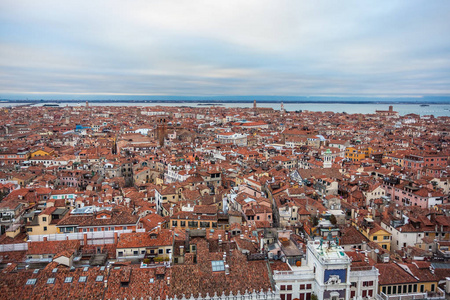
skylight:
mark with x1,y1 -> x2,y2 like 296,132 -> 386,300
79,276 -> 87,283
52,268 -> 58,273
47,278 -> 55,284
211,260 -> 225,272
33,269 -> 39,274
83,267 -> 89,272
26,279 -> 37,285
64,277 -> 73,283
96,276 -> 104,282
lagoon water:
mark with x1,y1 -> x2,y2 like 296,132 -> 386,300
1,102 -> 450,117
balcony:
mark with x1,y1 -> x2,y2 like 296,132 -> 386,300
273,269 -> 314,281
376,288 -> 445,300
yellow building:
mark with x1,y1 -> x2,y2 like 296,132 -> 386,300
354,217 -> 391,251
170,211 -> 218,230
345,146 -> 373,162
116,230 -> 173,261
376,262 -> 442,298
25,207 -> 69,235
30,147 -> 55,158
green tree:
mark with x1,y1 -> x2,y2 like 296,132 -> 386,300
329,214 -> 337,225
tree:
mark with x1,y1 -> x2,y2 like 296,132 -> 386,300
311,294 -> 318,300
311,216 -> 319,227
329,214 -> 337,225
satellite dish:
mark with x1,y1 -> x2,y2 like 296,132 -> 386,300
374,249 -> 379,254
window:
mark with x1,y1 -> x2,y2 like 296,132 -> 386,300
118,252 -> 123,257
133,251 -> 138,255
373,236 -> 378,240
281,285 -> 286,291
166,249 -> 171,254
384,236 -> 389,240
158,249 -> 163,254
149,278 -> 154,283
286,285 -> 292,290
44,226 -> 47,231
79,276 -> 87,283
47,278 -> 55,284
172,221 -> 177,226
211,260 -> 225,272
27,228 -> 32,232
64,277 -> 73,283
42,217 -> 47,222
180,221 -> 186,227
382,244 -> 387,249
351,282 -> 357,287
26,279 -> 37,285
306,284 -> 311,289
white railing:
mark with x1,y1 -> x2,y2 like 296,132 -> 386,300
349,266 -> 379,277
168,289 -> 280,300
0,243 -> 28,252
273,270 -> 315,281
27,229 -> 141,244
377,288 -> 445,300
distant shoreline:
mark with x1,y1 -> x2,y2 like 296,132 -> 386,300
1,99 -> 449,105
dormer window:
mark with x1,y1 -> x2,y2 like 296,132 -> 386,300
211,260 -> 225,272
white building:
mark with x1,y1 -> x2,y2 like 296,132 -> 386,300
274,240 -> 352,300
164,163 -> 191,184
273,239 -> 380,300
216,132 -> 248,146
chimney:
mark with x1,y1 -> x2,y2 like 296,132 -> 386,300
446,277 -> 450,294
114,232 -> 118,244
43,237 -> 48,242
84,233 -> 88,246
179,246 -> 184,256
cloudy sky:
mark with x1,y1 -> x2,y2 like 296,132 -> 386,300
0,0 -> 449,99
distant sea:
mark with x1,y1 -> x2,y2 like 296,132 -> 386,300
1,101 -> 450,117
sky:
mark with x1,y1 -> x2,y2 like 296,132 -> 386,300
0,0 -> 450,99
